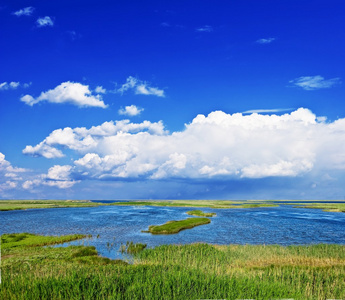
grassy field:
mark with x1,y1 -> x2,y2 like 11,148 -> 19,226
186,209 -> 216,217
143,217 -> 211,234
1,233 -> 345,299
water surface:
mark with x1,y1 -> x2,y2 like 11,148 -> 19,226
1,205 -> 344,260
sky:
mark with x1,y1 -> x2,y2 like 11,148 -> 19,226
1,0 -> 345,200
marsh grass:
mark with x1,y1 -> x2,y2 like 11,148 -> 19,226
186,209 -> 216,217
292,203 -> 345,213
0,200 -> 104,211
1,233 -> 345,299
112,199 -> 279,209
120,241 -> 147,254
143,217 -> 211,234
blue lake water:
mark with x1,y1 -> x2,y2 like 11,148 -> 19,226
1,204 -> 345,260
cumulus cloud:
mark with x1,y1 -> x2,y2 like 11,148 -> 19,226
290,76 -> 341,90
36,16 -> 54,27
0,81 -> 30,90
20,81 -> 108,108
118,105 -> 144,116
23,119 -> 167,159
22,108 -> 345,183
256,37 -> 275,44
117,76 -> 165,97
13,7 -> 34,16
22,165 -> 78,190
0,152 -> 28,191
196,25 -> 213,32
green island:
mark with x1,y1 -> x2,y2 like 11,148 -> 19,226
290,202 -> 345,213
186,209 -> 216,217
1,233 -> 345,299
143,217 -> 211,234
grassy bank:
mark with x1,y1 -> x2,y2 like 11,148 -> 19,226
143,217 -> 211,234
111,199 -> 279,209
0,200 -> 106,211
1,233 -> 345,299
0,199 -> 280,211
292,203 -> 345,213
186,209 -> 216,217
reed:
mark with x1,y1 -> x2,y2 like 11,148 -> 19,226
1,233 -> 345,299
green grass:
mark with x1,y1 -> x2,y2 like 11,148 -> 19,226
1,232 -> 89,249
291,203 -> 345,213
0,200 -> 106,211
143,218 -> 211,234
111,199 -> 279,209
186,209 -> 216,217
1,233 -> 345,299
120,241 -> 147,254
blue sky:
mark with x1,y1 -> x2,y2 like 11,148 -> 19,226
1,0 -> 345,200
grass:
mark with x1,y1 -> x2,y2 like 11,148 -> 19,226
291,203 -> 345,213
1,233 -> 345,299
1,232 -> 89,249
120,241 -> 147,254
186,209 -> 216,217
143,217 -> 211,234
0,200 -> 106,211
111,199 -> 279,209
0,199 -> 278,211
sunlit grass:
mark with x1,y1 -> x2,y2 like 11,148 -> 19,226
291,203 -> 345,213
143,217 -> 211,234
186,209 -> 216,217
1,233 -> 345,299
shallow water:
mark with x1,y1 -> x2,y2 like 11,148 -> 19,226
1,205 -> 345,260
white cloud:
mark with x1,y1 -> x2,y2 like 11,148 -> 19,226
256,38 -> 275,44
22,165 -> 78,190
20,81 -> 108,108
117,76 -> 165,97
13,7 -> 34,16
36,16 -> 54,27
0,152 -> 28,191
196,25 -> 213,32
118,105 -> 144,116
290,76 -> 341,90
95,86 -> 106,94
23,119 -> 167,159
243,108 -> 293,114
22,108 -> 345,182
0,81 -> 30,90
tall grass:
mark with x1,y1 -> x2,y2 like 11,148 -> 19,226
1,233 -> 345,299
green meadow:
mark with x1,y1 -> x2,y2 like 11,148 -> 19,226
1,233 -> 345,299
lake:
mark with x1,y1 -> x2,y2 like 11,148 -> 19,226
1,204 -> 345,260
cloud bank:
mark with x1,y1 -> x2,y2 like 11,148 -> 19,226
21,81 -> 108,108
22,108 -> 345,186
